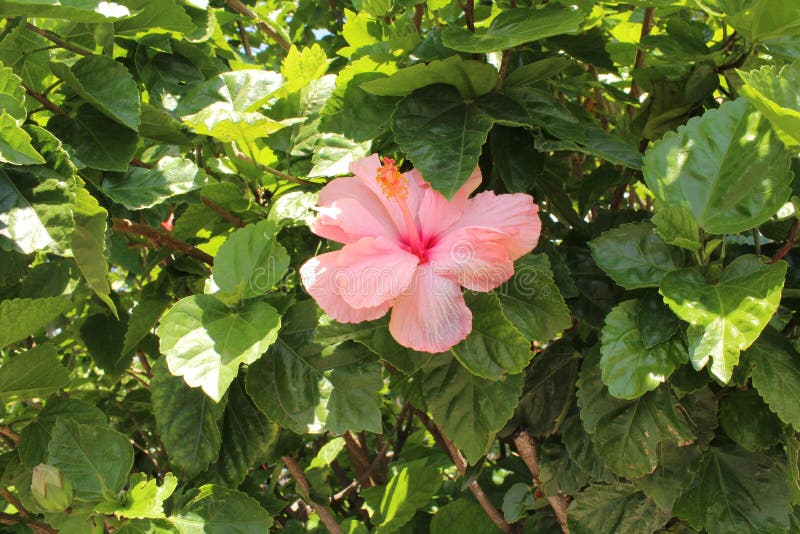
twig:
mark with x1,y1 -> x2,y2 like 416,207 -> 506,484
225,0 -> 292,52
111,218 -> 214,266
511,429 -> 570,533
413,4 -> 424,33
463,0 -> 475,32
201,197 -> 244,227
0,426 -> 20,445
414,410 -> 511,533
22,84 -> 63,114
282,456 -> 344,534
343,431 -> 375,486
126,370 -> 150,388
230,145 -> 317,186
129,158 -> 152,169
1,489 -> 31,519
136,349 -> 153,378
629,7 -> 655,103
326,0 -> 343,26
496,50 -> 512,92
770,219 -> 800,264
236,20 -> 253,58
25,23 -> 93,56
0,512 -> 56,534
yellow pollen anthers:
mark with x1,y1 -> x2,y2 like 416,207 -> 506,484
376,157 -> 408,201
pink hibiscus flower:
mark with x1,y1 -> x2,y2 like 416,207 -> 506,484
300,154 -> 541,353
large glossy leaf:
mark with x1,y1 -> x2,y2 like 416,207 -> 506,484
643,99 -> 793,234
674,445 -> 791,533
740,61 -> 800,146
441,5 -> 584,53
422,354 -> 523,464
0,111 -> 45,165
50,55 -> 141,131
568,484 -> 669,534
743,328 -> 800,429
150,359 -> 225,478
157,295 -> 280,401
170,485 -> 272,533
0,296 -> 69,348
651,203 -> 702,252
705,0 -> 800,42
360,55 -> 497,98
393,85 -> 494,199
600,300 -> 687,399
577,347 -> 694,478
0,171 -> 54,253
0,0 -> 131,21
47,418 -> 134,502
72,188 -> 116,317
659,254 -> 786,383
0,344 -> 69,405
102,156 -> 206,210
590,222 -> 682,289
497,254 -> 572,343
0,65 -> 27,123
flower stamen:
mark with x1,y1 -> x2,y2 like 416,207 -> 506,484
376,157 -> 422,255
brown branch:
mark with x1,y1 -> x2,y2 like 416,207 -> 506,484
136,349 -> 153,378
770,219 -> 800,264
463,0 -> 475,32
413,4 -> 424,33
629,7 -> 655,102
129,158 -> 152,169
201,197 -> 244,227
414,410 -> 511,533
326,0 -> 343,27
111,218 -> 214,266
236,20 -> 253,58
25,23 -> 93,55
511,429 -> 570,533
22,84 -> 63,115
343,431 -> 376,486
282,456 -> 344,534
0,512 -> 56,534
496,50 -> 512,92
0,426 -> 20,445
225,0 -> 292,52
1,489 -> 31,519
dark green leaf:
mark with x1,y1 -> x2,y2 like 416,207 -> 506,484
743,328 -> 800,429
719,388 -> 783,451
568,484 -> 669,534
0,344 -> 69,404
102,156 -> 206,210
170,484 -> 272,533
0,296 -> 69,349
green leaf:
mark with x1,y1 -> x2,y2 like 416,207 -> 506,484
441,5 -> 585,53
568,484 -> 669,534
538,439 -> 588,497
325,343 -> 384,434
319,71 -> 397,142
0,111 -> 45,165
422,354 -> 523,464
246,300 -> 329,433
48,104 -> 138,172
157,295 -> 281,401
50,55 -> 141,131
278,44 -> 329,97
150,359 -> 224,478
177,69 -> 283,120
0,344 -> 69,405
121,294 -> 170,357
503,57 -> 574,90
360,56 -> 498,98
80,314 -> 129,377
502,483 -> 533,522
719,388 -> 782,451
393,84 -> 494,199
489,125 -> 543,193
633,442 -> 703,512
0,65 -> 28,123
577,347 -> 694,478
740,61 -> 800,147
589,222 -> 682,290
659,254 -> 786,383
674,445 -> 791,533
445,292 -> 532,379
139,103 -> 193,145
430,498 -> 502,534
367,463 -> 441,532
0,296 -> 69,349
497,253 -> 572,343
651,203 -> 701,252
170,484 -> 272,533
308,134 -> 371,178
95,473 -> 177,519
208,379 -> 278,487
102,156 -> 206,210
643,99 -> 793,234
743,328 -> 800,429
0,171 -> 54,253
47,418 -> 134,502
600,300 -> 687,399
72,220 -> 117,318
114,0 -> 195,36
18,398 -> 106,468
0,0 -> 131,21
707,0 -> 800,42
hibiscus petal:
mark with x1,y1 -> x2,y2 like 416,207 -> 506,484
313,177 -> 400,243
428,227 -> 515,291
335,236 -> 419,309
389,265 -> 472,352
300,251 -> 391,323
453,191 -> 541,260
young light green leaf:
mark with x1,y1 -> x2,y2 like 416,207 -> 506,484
659,254 -> 786,383
157,295 -> 280,401
0,344 -> 69,405
50,55 -> 141,131
0,296 -> 69,349
589,221 -> 682,290
441,5 -> 585,53
600,300 -> 687,399
393,85 -> 494,199
651,203 -> 701,252
102,156 -> 206,210
740,61 -> 800,147
0,111 -> 45,165
643,99 -> 793,234
366,464 -> 442,532
94,473 -> 178,519
0,65 -> 27,124
0,171 -> 54,253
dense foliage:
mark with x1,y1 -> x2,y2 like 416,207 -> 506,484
1,0 -> 800,532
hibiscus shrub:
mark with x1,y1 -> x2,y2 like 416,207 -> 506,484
2,0 -> 800,532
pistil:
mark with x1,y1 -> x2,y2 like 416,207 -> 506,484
376,157 -> 423,256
